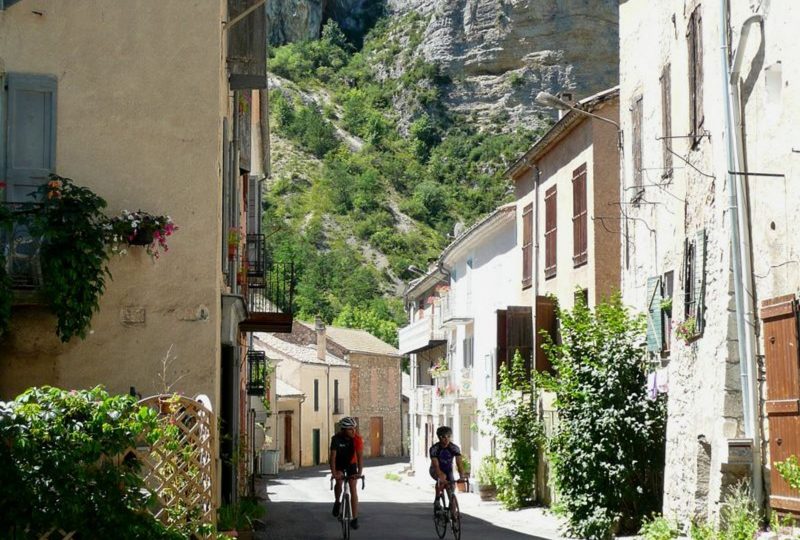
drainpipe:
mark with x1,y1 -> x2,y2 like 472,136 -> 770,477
721,0 -> 763,503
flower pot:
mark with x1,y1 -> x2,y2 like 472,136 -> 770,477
129,229 -> 154,246
478,484 -> 497,501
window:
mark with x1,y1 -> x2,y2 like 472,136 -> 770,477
333,379 -> 340,414
544,186 -> 557,279
688,5 -> 704,147
496,307 -> 533,386
663,271 -> 674,351
660,64 -> 673,178
463,336 -> 474,369
522,202 -> 533,288
574,288 -> 589,307
314,379 -> 319,412
3,73 -> 57,204
632,95 -> 644,196
683,229 -> 706,336
646,276 -> 664,353
572,164 -> 588,267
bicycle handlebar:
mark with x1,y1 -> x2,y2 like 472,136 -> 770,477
330,474 -> 366,490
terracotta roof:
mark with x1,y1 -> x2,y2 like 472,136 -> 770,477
296,321 -> 402,358
254,333 -> 349,367
276,378 -> 304,398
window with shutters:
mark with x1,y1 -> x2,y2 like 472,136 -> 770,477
646,276 -> 664,353
688,6 -> 704,147
632,95 -> 644,198
314,379 -> 319,412
495,307 -> 533,387
572,164 -> 588,267
682,229 -> 706,337
463,336 -> 474,369
662,271 -> 674,352
522,202 -> 533,289
544,186 -> 557,279
660,64 -> 673,178
333,379 -> 340,414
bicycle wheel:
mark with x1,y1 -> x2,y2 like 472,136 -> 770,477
341,493 -> 351,540
450,495 -> 461,540
433,494 -> 448,539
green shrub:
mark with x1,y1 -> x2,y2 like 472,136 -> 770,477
477,456 -> 500,487
690,520 -> 717,540
539,294 -> 667,538
776,455 -> 800,491
719,482 -> 760,540
0,386 -> 183,539
639,515 -> 680,540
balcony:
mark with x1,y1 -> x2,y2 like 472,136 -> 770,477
440,291 -> 472,327
398,304 -> 446,355
240,259 -> 295,333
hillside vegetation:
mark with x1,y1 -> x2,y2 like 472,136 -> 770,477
265,14 -> 545,345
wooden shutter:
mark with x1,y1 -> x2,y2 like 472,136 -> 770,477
683,237 -> 695,319
507,306 -> 534,376
632,96 -> 643,193
463,337 -> 474,369
760,295 -> 800,512
688,6 -> 704,146
693,229 -> 706,334
247,174 -> 260,234
572,163 -> 588,267
535,296 -> 558,375
5,74 -> 57,203
646,276 -> 664,353
314,379 -> 319,411
237,91 -> 252,172
522,203 -> 533,288
227,0 -> 268,89
544,186 -> 557,278
660,64 -> 673,176
496,309 -> 508,387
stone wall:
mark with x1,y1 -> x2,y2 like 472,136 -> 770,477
349,352 -> 403,457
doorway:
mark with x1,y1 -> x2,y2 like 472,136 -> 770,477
312,428 -> 321,466
370,417 -> 383,457
283,414 -> 292,464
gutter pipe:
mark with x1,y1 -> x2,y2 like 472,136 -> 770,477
720,0 -> 763,502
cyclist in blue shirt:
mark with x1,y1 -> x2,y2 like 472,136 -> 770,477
429,426 -> 466,510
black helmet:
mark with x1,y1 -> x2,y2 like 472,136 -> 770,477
436,426 -> 452,438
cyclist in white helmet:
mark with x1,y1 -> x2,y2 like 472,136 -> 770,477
330,417 -> 364,529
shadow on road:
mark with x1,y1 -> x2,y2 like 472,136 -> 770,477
263,501 -> 549,540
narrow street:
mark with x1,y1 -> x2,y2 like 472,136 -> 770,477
260,458 -> 551,540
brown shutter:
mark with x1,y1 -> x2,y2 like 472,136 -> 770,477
522,203 -> 533,288
660,64 -> 673,176
572,163 -> 588,267
544,186 -> 557,279
760,295 -> 800,512
228,0 -> 268,89
496,309 -> 508,387
535,296 -> 558,375
507,306 -> 534,376
632,96 -> 644,193
688,6 -> 704,146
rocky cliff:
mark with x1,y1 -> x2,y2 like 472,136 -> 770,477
268,0 -> 618,129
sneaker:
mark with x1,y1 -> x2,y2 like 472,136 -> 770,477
351,518 -> 360,530
332,501 -> 340,517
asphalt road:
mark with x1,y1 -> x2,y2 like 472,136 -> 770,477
260,458 -> 547,540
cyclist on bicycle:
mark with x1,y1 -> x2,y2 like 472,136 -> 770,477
330,416 -> 364,529
429,426 -> 466,511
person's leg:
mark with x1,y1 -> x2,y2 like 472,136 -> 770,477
332,473 -> 343,516
349,476 -> 359,518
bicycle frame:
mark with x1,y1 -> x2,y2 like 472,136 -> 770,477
433,479 -> 469,540
331,474 -> 365,539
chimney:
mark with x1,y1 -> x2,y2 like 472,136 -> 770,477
315,316 -> 326,362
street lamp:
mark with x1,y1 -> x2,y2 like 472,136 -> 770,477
535,91 -> 622,148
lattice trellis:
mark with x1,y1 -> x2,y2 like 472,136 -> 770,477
36,529 -> 76,540
135,395 -> 218,529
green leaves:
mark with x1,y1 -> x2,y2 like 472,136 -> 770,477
540,294 -> 666,539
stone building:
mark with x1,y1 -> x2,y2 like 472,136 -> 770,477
620,0 -> 800,521
275,320 -> 404,458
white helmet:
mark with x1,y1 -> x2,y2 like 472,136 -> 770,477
340,417 -> 357,429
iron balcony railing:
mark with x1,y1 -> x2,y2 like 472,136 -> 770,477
245,260 -> 295,316
245,234 -> 265,277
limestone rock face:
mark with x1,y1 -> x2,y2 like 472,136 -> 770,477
266,0 -> 324,45
387,0 -> 619,128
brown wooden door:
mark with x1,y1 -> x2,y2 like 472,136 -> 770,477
284,414 -> 292,464
370,417 -> 383,457
761,294 -> 800,513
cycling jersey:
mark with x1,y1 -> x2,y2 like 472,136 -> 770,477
429,442 -> 461,481
331,433 -> 363,472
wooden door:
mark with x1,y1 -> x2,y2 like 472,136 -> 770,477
761,294 -> 800,513
312,429 -> 321,466
283,414 -> 292,464
370,417 -> 383,457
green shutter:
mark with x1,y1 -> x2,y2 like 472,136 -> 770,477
646,276 -> 663,352
694,229 -> 706,334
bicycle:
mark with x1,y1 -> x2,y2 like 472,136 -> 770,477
330,474 -> 365,539
433,478 -> 469,540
